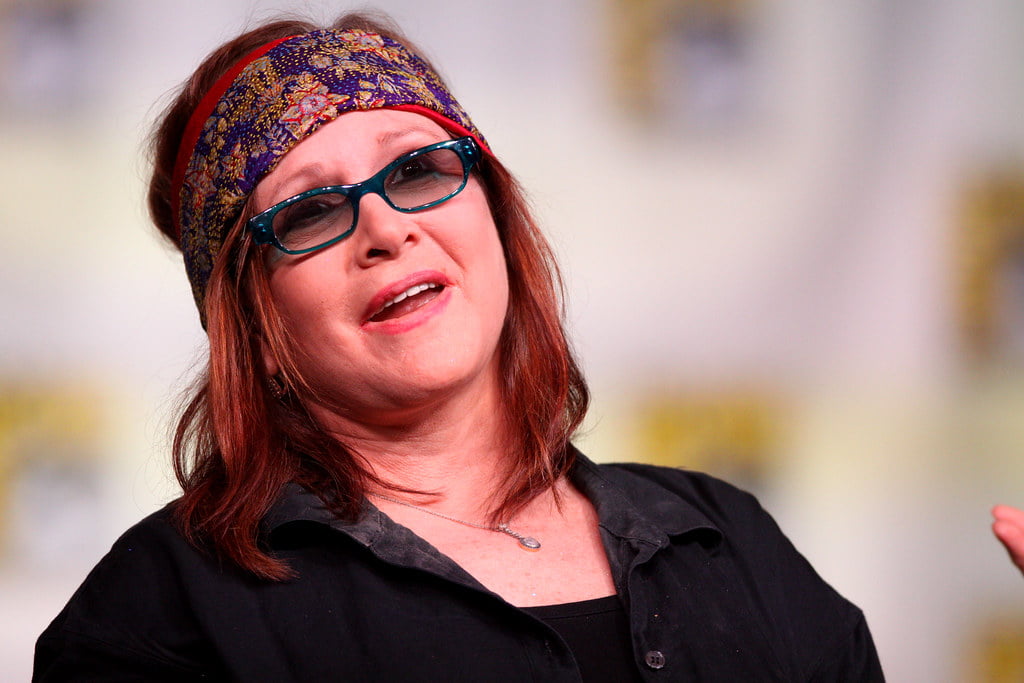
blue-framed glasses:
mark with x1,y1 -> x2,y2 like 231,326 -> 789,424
248,136 -> 482,255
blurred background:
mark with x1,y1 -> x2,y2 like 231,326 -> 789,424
2,0 -> 1024,679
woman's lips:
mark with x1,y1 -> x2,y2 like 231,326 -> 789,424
362,270 -> 453,328
369,283 -> 444,322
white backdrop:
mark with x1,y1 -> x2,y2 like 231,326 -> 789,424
3,1 -> 1024,680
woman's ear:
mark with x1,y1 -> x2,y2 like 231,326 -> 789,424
261,337 -> 280,378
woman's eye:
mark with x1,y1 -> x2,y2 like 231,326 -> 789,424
386,149 -> 462,190
391,158 -> 434,184
275,194 -> 349,238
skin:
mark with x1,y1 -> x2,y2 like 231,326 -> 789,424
252,109 -> 617,606
992,504 -> 1024,575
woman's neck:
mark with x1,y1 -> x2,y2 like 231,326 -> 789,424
311,365 -> 514,513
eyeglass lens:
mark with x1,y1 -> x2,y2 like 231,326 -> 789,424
272,147 -> 467,252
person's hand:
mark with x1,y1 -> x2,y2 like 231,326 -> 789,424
992,505 -> 1024,574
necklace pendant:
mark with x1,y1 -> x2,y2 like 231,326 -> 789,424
498,523 -> 542,551
518,536 -> 541,551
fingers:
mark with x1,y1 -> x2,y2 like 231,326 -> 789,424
991,505 -> 1024,528
992,505 -> 1024,573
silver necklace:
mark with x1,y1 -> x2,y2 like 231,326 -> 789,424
371,493 -> 542,551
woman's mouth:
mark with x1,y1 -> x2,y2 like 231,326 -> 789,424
368,282 -> 445,323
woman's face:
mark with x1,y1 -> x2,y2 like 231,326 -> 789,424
254,109 -> 509,428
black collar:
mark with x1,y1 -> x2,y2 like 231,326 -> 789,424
262,449 -> 723,551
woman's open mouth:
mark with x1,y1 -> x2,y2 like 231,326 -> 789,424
368,282 -> 445,323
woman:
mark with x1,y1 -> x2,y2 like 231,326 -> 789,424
35,11 -> 883,681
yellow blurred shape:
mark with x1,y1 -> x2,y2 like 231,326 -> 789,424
634,389 -> 783,481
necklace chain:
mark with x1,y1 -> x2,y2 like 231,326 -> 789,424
371,493 -> 542,551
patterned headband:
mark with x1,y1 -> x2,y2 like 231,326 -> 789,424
171,28 -> 488,324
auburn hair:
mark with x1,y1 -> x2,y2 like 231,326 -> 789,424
147,12 -> 589,580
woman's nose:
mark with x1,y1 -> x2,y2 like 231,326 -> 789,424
351,193 -> 417,266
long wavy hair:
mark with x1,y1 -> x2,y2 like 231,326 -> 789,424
147,11 -> 589,580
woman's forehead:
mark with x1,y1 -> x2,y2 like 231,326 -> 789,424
254,110 -> 449,201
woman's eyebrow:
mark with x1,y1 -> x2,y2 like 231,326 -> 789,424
256,163 -> 331,207
376,126 -> 443,148
280,163 -> 331,189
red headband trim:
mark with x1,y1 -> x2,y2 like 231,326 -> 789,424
388,104 -> 492,156
169,35 -> 297,236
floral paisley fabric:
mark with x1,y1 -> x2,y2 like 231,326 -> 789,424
173,29 -> 486,322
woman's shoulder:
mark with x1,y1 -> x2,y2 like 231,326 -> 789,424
80,502 -> 208,580
34,503 -> 220,680
586,459 -> 819,575
580,458 -> 883,679
581,458 -> 770,528
39,503 -> 195,612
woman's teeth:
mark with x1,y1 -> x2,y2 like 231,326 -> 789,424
377,282 -> 439,315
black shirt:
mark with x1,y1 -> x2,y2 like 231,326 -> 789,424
35,453 -> 884,681
523,595 -> 642,682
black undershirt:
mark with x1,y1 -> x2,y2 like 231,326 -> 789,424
522,595 -> 643,682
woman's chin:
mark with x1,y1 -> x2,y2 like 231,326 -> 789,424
314,358 -> 501,430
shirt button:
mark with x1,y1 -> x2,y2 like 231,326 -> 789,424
644,650 -> 666,670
